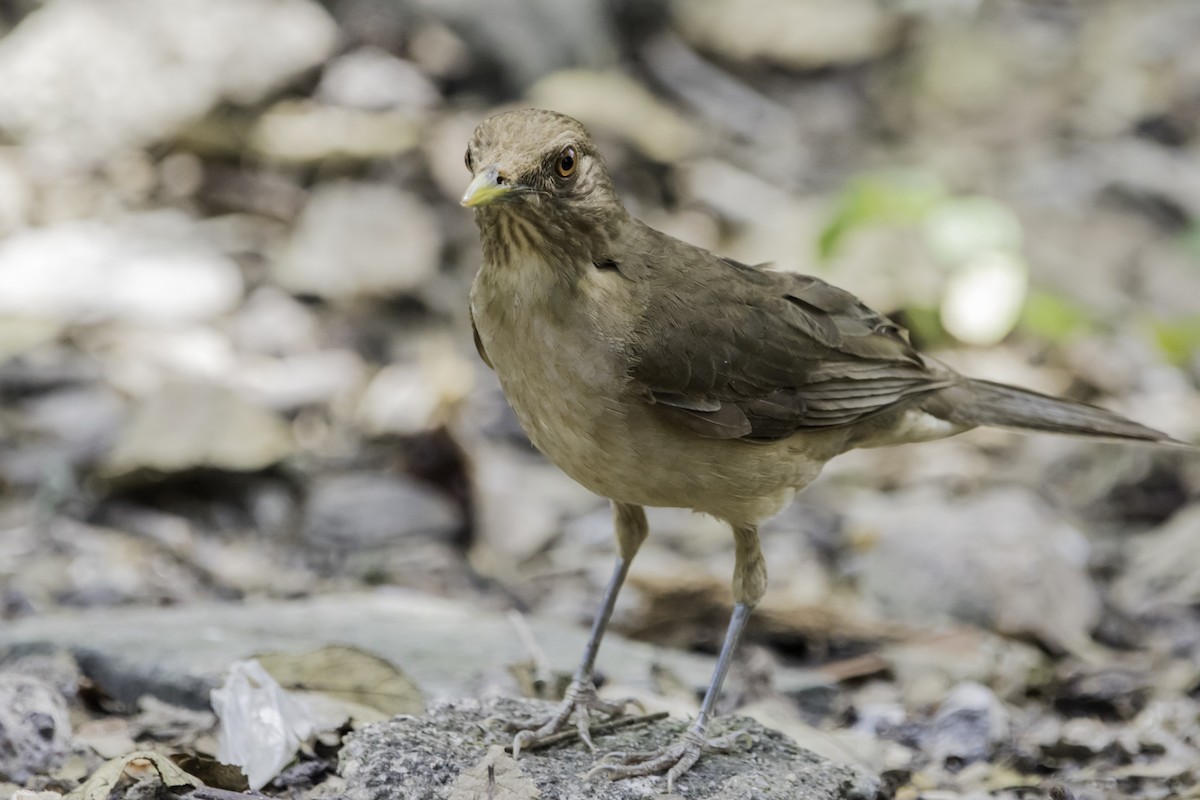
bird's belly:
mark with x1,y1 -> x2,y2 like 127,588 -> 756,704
471,273 -> 827,524
488,338 -> 824,522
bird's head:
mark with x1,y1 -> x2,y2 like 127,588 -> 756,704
461,109 -> 623,255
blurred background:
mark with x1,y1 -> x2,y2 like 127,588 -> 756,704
1,0 -> 1200,797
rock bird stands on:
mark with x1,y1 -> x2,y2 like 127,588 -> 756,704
461,109 -> 1186,791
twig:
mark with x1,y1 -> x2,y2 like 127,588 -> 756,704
504,712 -> 670,754
506,610 -> 551,677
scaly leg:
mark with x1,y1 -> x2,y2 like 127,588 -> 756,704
588,522 -> 765,792
508,502 -> 648,756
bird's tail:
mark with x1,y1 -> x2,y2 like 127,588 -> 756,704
921,379 -> 1188,446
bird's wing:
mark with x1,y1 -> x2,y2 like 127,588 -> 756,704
627,255 -> 954,441
469,305 -> 493,369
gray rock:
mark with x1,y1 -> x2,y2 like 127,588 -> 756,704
925,682 -> 1009,767
318,48 -> 440,111
850,486 -> 1100,653
0,213 -> 243,325
0,0 -> 337,164
232,349 -> 367,412
672,0 -> 901,70
0,674 -> 72,783
339,697 -> 880,800
408,0 -> 617,88
275,182 -> 442,300
103,381 -> 293,478
250,100 -> 423,164
302,473 -> 463,552
527,70 -> 699,162
0,592 -> 746,712
0,385 -> 125,487
1116,504 -> 1200,611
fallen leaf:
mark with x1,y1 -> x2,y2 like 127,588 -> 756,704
255,644 -> 424,717
66,751 -> 202,800
447,746 -> 540,800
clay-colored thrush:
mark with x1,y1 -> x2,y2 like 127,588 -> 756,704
462,109 -> 1186,790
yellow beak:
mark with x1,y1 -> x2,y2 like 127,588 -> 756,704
460,168 -> 515,208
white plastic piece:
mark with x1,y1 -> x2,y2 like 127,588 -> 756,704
211,659 -> 316,790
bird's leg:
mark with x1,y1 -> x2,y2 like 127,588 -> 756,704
588,523 -> 764,792
509,502 -> 648,757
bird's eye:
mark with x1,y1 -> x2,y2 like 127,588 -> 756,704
464,149 -> 473,172
556,146 -> 577,178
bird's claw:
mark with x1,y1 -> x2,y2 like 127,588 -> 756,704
586,728 -> 753,793
506,679 -> 642,758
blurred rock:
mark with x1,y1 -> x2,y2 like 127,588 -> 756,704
672,0 -> 901,70
233,350 -> 367,412
103,381 -> 292,478
250,101 -> 422,163
1115,504 -> 1200,611
1075,1 -> 1200,138
0,152 -> 30,235
739,698 -> 906,773
0,674 -> 72,783
275,183 -> 441,300
1,515 -> 210,611
529,70 -> 699,162
880,629 -> 1044,709
0,213 -> 243,325
0,385 -> 125,486
302,472 -> 463,553
849,486 -> 1101,652
227,287 -> 321,357
340,697 -> 880,800
0,592 -> 743,711
318,48 -> 440,111
471,441 -> 603,563
423,112 -> 489,204
0,0 -> 337,164
409,0 -> 617,88
356,346 -> 473,437
925,682 -> 1009,768
1051,664 -> 1152,722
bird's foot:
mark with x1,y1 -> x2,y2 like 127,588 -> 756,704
586,726 -> 754,793
504,679 -> 642,757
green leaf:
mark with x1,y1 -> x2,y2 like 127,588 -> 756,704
1019,290 -> 1095,342
818,170 -> 945,261
1149,316 -> 1200,366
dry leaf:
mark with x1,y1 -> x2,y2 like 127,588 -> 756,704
255,644 -> 424,716
447,746 -> 540,800
66,751 -> 203,800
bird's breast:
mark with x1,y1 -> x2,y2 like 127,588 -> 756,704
468,252 -> 828,523
470,254 -> 638,485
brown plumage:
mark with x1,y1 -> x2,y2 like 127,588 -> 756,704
461,108 -> 1188,792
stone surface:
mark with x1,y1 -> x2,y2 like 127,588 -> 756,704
1116,504 -> 1200,611
275,182 -> 442,299
849,486 -> 1101,652
673,0 -> 901,70
0,674 -> 72,783
103,382 -> 293,477
924,682 -> 1009,768
302,473 -> 464,551
318,47 -> 440,111
0,214 -> 243,325
339,697 -> 880,800
0,592 -> 748,711
408,0 -> 616,88
0,0 -> 337,163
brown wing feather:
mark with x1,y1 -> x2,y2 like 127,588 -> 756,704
469,305 -> 493,369
627,246 -> 952,441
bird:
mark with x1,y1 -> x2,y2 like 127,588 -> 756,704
460,108 -> 1188,792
